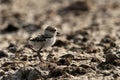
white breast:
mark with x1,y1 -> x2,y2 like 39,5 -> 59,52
45,37 -> 56,47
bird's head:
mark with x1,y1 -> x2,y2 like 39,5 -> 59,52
44,26 -> 57,37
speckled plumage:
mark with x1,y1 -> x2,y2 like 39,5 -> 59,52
29,26 -> 57,51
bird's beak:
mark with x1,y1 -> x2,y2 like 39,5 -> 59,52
57,32 -> 60,36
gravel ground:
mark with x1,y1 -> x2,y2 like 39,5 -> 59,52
0,0 -> 120,80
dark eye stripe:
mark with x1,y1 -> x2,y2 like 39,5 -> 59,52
45,26 -> 56,32
48,29 -> 56,32
50,29 -> 56,31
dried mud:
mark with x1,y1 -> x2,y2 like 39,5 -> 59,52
0,0 -> 120,80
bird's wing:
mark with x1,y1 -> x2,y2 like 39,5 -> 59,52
30,35 -> 46,42
30,35 -> 52,42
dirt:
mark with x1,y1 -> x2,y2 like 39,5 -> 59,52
0,0 -> 120,80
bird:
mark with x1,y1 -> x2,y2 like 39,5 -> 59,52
29,26 -> 58,61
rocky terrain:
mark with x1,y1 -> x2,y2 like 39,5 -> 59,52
0,0 -> 120,80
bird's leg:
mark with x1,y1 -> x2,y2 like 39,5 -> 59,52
27,44 -> 43,61
31,47 -> 37,52
25,44 -> 37,52
37,48 -> 43,61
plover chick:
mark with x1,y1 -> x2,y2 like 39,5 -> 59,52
29,26 -> 58,61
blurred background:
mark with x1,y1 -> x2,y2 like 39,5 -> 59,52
0,0 -> 120,50
0,0 -> 120,48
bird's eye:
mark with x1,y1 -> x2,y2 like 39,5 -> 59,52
50,29 -> 56,32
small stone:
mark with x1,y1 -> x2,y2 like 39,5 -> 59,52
91,57 -> 101,63
79,64 -> 90,69
66,67 -> 86,76
57,58 -> 71,66
60,54 -> 74,59
20,55 -> 28,61
22,24 -> 40,34
0,69 -> 5,77
105,53 -> 118,63
0,51 -> 8,58
53,40 -> 68,47
1,24 -> 19,34
15,67 -> 33,80
7,43 -> 17,53
28,69 -> 45,80
0,0 -> 12,4
97,62 -> 115,70
49,68 -> 64,78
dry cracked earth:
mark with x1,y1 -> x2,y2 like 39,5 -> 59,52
0,0 -> 120,80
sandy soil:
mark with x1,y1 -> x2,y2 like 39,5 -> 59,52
0,0 -> 120,80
